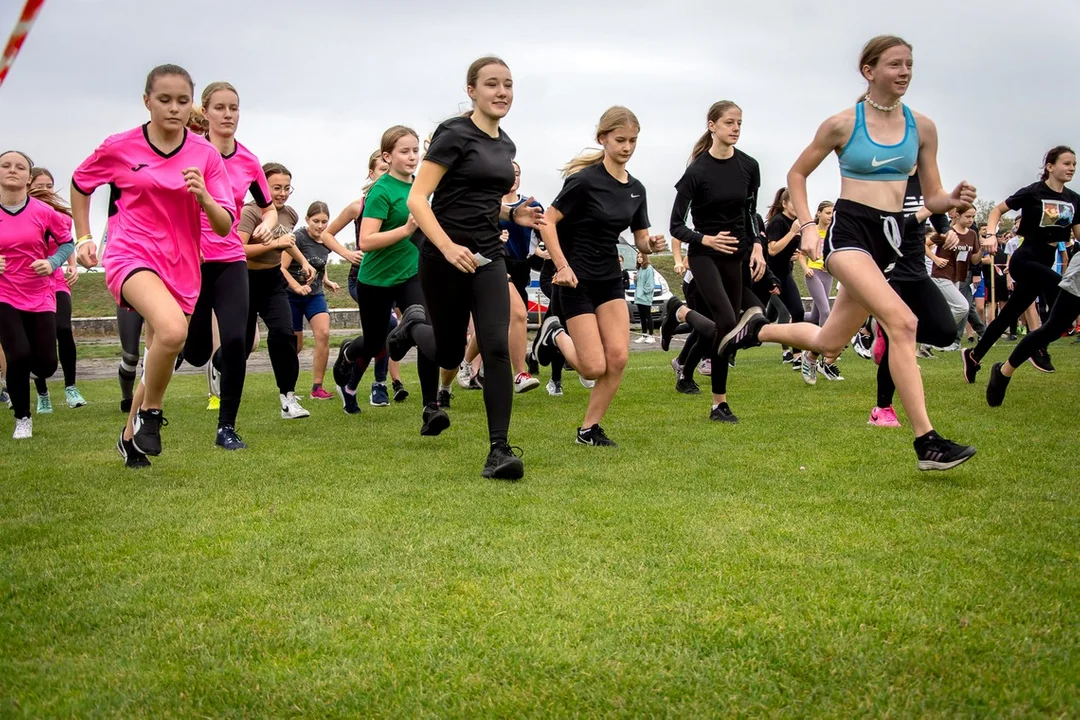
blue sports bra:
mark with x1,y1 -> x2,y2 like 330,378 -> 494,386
838,102 -> 919,182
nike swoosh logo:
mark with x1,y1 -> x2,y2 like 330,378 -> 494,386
631,194 -> 641,198
871,156 -> 903,168
131,163 -> 149,172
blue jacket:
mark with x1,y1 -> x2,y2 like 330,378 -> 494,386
633,266 -> 655,305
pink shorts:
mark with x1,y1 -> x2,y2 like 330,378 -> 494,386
105,253 -> 200,315
52,267 -> 71,296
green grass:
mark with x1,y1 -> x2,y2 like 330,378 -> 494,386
2,346 -> 1078,716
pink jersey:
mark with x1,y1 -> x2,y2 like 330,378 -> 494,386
72,124 -> 233,314
201,139 -> 272,263
50,211 -> 74,296
0,197 -> 72,313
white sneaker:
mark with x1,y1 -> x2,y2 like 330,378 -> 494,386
514,372 -> 540,394
546,379 -> 563,397
457,361 -> 473,389
635,335 -> 647,344
280,392 -> 310,419
579,375 -> 596,389
13,416 -> 32,439
938,343 -> 961,352
645,335 -> 656,344
207,360 -> 221,397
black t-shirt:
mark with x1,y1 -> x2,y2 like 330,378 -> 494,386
891,171 -> 950,282
669,148 -> 761,259
550,163 -> 650,281
417,116 -> 517,259
288,227 -> 330,296
1005,181 -> 1080,263
764,213 -> 799,274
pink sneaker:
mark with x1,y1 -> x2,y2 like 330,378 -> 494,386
311,387 -> 335,400
868,406 -> 901,428
872,322 -> 886,366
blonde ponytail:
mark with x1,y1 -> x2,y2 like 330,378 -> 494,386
560,106 -> 640,178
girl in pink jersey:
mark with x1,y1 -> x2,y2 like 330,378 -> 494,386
28,167 -> 87,411
72,64 -> 234,467
181,81 -> 277,451
0,150 -> 74,439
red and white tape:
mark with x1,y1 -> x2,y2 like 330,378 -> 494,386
0,0 -> 47,90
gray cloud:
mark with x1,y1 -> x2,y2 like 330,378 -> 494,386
2,0 -> 1078,235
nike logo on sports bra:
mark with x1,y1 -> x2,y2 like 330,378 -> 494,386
871,156 -> 904,168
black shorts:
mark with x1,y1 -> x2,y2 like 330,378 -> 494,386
555,276 -> 625,321
824,198 -> 904,272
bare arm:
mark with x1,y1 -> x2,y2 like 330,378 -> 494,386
71,188 -> 97,267
632,228 -> 667,255
788,115 -> 847,260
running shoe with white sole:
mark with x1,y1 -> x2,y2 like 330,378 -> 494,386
215,425 -> 247,450
65,386 -> 88,408
36,392 -> 52,414
338,385 -> 361,414
914,432 -> 976,471
961,347 -> 981,384
392,379 -> 409,402
868,406 -> 901,427
12,417 -> 32,440
716,307 -> 767,358
311,386 -> 335,400
280,392 -> 310,419
576,423 -> 617,447
457,361 -> 473,388
819,361 -> 844,381
208,359 -> 222,397
131,409 -> 166,456
332,340 -> 353,389
800,352 -> 818,385
546,379 -> 563,397
671,357 -> 684,380
916,345 -> 936,360
1029,348 -> 1055,373
699,358 -> 711,376
579,375 -> 595,389
514,373 -> 540,394
116,427 -> 151,468
532,316 -> 564,367
370,383 -> 390,407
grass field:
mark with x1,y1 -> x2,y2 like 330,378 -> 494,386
1,345 -> 1077,716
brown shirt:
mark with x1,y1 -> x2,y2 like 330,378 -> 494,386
931,227 -> 977,283
239,203 -> 298,267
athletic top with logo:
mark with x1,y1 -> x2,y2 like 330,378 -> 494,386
671,148 -> 761,259
0,197 -> 73,313
72,125 -> 234,313
358,173 -> 419,287
238,202 -> 298,266
1004,181 -> 1080,264
838,103 -> 919,182
499,194 -> 543,262
287,227 -> 330,296
764,213 -> 799,275
550,162 -> 650,281
202,140 -> 273,264
417,116 -> 517,259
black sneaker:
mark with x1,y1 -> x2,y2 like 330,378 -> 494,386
716,307 -> 767,358
481,442 -> 524,480
120,397 -> 133,413
914,431 -> 976,471
131,409 -> 166,456
332,340 -> 354,389
675,377 -> 701,395
986,362 -> 1011,407
819,361 -> 845,381
421,402 -> 451,436
781,349 -> 794,364
1029,348 -> 1055,373
437,388 -> 452,409
173,351 -> 185,371
526,351 -> 540,376
961,348 -> 981,384
116,428 -> 151,469
660,297 -> 684,351
709,402 -> 738,423
215,425 -> 247,450
338,385 -> 361,415
466,374 -> 483,390
576,423 -> 617,447
728,350 -> 737,369
387,304 -> 427,361
532,316 -> 564,367
392,379 -> 409,403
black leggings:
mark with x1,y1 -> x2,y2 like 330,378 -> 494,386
637,304 -> 654,334
185,261 -> 250,427
117,305 -> 144,403
0,303 -> 57,420
540,271 -> 565,383
34,292 -> 76,393
247,267 -> 299,396
1008,289 -> 1080,368
973,247 -> 1060,362
876,277 -> 956,409
676,280 -> 706,380
349,275 -> 438,405
421,252 -> 512,444
684,253 -> 763,396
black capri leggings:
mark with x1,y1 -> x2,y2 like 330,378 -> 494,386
185,261 -> 250,427
973,246 -> 1060,363
247,267 -> 299,396
349,275 -> 438,405
34,291 -> 76,393
0,303 -> 57,420
1008,287 -> 1080,368
420,252 -> 512,444
683,253 -> 764,396
876,276 -> 956,409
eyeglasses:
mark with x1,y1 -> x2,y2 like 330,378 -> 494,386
271,185 -> 293,194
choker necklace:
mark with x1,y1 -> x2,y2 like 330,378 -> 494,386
864,93 -> 902,112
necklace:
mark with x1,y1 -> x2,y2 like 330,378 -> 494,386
864,93 -> 902,112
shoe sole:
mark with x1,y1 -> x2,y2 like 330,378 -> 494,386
280,410 -> 311,419
716,307 -> 764,358
533,317 -> 562,366
421,412 -> 451,437
1027,358 -> 1055,373
370,400 -> 390,407
117,430 -> 151,468
918,449 -> 976,471
514,382 -> 540,394
961,349 -> 979,384
482,459 -> 524,480
332,342 -> 352,387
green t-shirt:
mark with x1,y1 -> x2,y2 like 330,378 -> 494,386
357,173 -> 418,287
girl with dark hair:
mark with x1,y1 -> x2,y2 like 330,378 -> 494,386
73,64 -> 234,466
963,145 -> 1080,383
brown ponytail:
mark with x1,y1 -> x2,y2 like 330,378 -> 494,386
688,101 -> 740,164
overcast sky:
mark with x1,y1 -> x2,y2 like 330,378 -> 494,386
2,0 -> 1079,241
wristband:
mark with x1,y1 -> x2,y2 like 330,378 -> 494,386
76,235 -> 95,248
556,265 -> 569,273
799,222 -> 817,232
